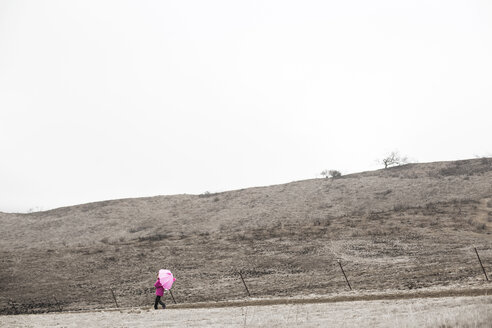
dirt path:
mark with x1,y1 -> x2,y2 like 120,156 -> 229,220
1,295 -> 491,328
165,286 -> 492,310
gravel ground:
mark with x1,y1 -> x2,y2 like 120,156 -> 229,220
1,295 -> 491,328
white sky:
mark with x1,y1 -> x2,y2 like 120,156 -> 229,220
1,0 -> 491,213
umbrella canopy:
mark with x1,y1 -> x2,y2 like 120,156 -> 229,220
158,269 -> 176,290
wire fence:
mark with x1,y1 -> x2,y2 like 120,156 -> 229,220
2,246 -> 490,315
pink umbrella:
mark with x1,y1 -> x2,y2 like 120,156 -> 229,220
158,269 -> 176,290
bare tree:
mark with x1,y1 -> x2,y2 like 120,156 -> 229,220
381,151 -> 408,169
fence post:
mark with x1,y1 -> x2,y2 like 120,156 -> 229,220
337,259 -> 352,290
110,288 -> 119,308
8,299 -> 17,315
474,246 -> 489,281
53,295 -> 62,312
238,271 -> 251,296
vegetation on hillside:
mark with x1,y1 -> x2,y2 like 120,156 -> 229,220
1,158 -> 491,314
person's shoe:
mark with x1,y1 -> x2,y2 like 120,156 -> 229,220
162,304 -> 166,309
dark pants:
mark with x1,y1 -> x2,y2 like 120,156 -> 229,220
154,296 -> 166,309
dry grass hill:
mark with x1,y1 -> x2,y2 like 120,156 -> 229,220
1,158 -> 491,314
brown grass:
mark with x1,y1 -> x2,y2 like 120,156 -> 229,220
0,158 -> 491,314
1,295 -> 491,327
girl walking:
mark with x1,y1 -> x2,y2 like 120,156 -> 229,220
154,275 -> 166,309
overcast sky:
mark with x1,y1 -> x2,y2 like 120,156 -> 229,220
1,0 -> 491,213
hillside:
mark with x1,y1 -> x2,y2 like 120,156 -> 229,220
1,158 -> 491,314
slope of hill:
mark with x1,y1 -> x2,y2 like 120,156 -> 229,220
1,158 -> 491,314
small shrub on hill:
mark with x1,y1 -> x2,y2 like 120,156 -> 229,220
393,203 -> 410,212
199,191 -> 219,198
128,226 -> 149,233
138,233 -> 170,242
320,169 -> 342,178
467,218 -> 486,231
440,158 -> 492,176
329,170 -> 342,178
